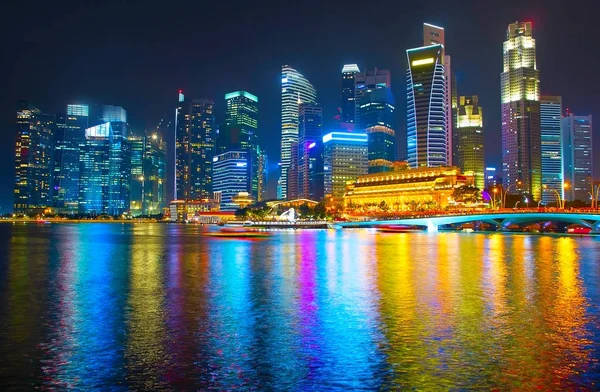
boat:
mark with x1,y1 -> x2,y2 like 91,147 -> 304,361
566,225 -> 592,235
203,227 -> 272,238
377,225 -> 424,233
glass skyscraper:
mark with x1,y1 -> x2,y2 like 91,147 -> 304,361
323,130 -> 368,200
297,103 -> 324,200
341,64 -> 359,124
540,96 -> 563,204
280,65 -> 317,200
406,44 -> 447,168
562,113 -> 593,202
129,135 -> 145,216
212,151 -> 250,211
501,21 -> 541,200
355,67 -> 390,125
14,101 -> 55,214
455,96 -> 484,190
175,94 -> 215,201
143,133 -> 167,215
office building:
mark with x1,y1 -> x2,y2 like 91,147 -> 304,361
212,151 -> 250,211
341,64 -> 360,124
355,68 -> 391,125
501,21 -> 541,200
455,96 -> 484,190
175,94 -> 215,201
357,86 -> 396,173
485,167 -> 501,189
221,91 -> 260,199
143,133 -> 167,215
53,104 -> 89,211
540,96 -> 563,204
280,65 -> 317,199
287,141 -> 299,200
406,44 -> 447,168
424,23 -> 453,165
14,101 -> 55,214
323,130 -> 368,200
129,135 -> 145,215
257,149 -> 268,202
297,103 -> 324,200
562,113 -> 593,202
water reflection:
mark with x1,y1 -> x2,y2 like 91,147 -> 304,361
0,224 -> 598,390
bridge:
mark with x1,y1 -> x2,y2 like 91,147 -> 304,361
333,211 -> 600,233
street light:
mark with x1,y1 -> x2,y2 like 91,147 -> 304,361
524,197 -> 529,208
502,180 -> 522,209
543,184 -> 564,209
514,201 -> 521,209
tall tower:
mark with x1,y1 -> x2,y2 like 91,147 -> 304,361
298,103 -> 323,200
341,64 -> 359,124
455,96 -> 484,190
280,65 -> 317,200
354,68 -> 391,125
424,23 -> 453,165
540,96 -> 563,204
175,95 -> 215,201
222,91 -> 259,199
501,21 -> 541,200
406,44 -> 447,168
562,113 -> 593,202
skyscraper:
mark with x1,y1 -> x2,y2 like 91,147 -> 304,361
406,44 -> 447,168
354,67 -> 391,125
424,23 -> 453,165
212,151 -> 250,211
501,21 -> 541,200
562,113 -> 593,202
175,94 -> 215,201
297,103 -> 324,200
143,133 -> 167,214
14,101 -> 55,214
53,104 -> 89,211
221,91 -> 260,199
280,65 -> 317,200
455,96 -> 484,190
323,130 -> 368,200
257,149 -> 268,202
341,64 -> 359,123
357,86 -> 396,173
129,135 -> 145,216
540,96 -> 563,204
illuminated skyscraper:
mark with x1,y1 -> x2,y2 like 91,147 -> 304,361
341,64 -> 359,123
129,135 -> 145,215
175,94 -> 215,201
14,101 -> 55,214
280,65 -> 317,199
562,113 -> 593,202
355,67 -> 391,124
455,96 -> 484,190
212,151 -> 250,211
540,96 -> 563,204
501,21 -> 541,200
424,23 -> 453,165
221,91 -> 260,199
323,130 -> 368,199
297,103 -> 324,200
143,132 -> 167,214
53,103 -> 89,210
406,44 -> 447,168
257,149 -> 268,202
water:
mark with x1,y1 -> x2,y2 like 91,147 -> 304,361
0,223 -> 599,390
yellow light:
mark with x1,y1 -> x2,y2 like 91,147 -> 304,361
411,58 -> 434,67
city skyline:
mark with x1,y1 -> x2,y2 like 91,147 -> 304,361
1,1 -> 599,213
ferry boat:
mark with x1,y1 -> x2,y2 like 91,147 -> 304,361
203,227 -> 271,238
377,225 -> 424,233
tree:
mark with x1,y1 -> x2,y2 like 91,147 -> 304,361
452,186 -> 482,204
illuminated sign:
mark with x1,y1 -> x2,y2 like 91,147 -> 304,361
281,77 -> 288,84
411,58 -> 434,66
236,162 -> 247,167
308,142 -> 316,149
323,132 -> 368,144
212,157 -> 218,162
342,64 -> 360,73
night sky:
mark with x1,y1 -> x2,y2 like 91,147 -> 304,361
1,0 -> 598,213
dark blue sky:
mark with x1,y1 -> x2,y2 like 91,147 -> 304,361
1,0 -> 598,212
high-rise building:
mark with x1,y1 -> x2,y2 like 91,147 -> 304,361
212,151 -> 250,211
424,23 -> 453,165
280,65 -> 317,200
257,149 -> 268,202
455,96 -> 484,190
341,64 -> 359,123
79,106 -> 131,215
562,113 -> 593,202
501,21 -> 541,200
143,133 -> 167,215
14,101 -> 55,214
323,130 -> 368,200
175,94 -> 215,201
540,96 -> 563,204
406,44 -> 447,168
485,167 -> 501,189
297,103 -> 323,200
287,141 -> 299,200
357,86 -> 396,173
53,104 -> 89,211
129,135 -> 145,216
221,91 -> 260,199
355,67 -> 391,125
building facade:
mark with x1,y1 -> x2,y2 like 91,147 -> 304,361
14,101 -> 55,214
129,135 -> 145,215
355,68 -> 391,125
297,103 -> 323,200
562,113 -> 593,202
323,130 -> 368,200
455,96 -> 484,190
341,64 -> 359,124
501,21 -> 541,200
212,151 -> 250,211
406,44 -> 447,168
175,94 -> 215,201
280,65 -> 317,199
143,133 -> 167,215
540,96 -> 563,204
